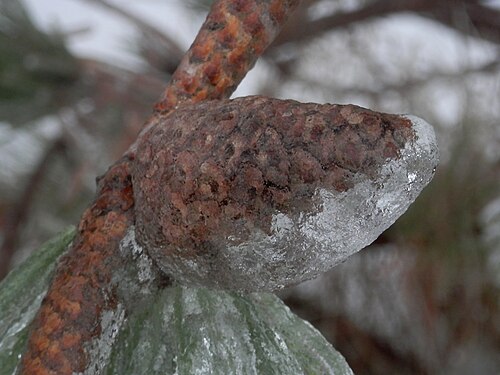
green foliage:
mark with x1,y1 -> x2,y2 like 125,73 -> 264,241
106,287 -> 353,374
0,227 -> 75,375
0,0 -> 78,125
0,228 -> 354,375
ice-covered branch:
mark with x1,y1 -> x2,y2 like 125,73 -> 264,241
133,96 -> 439,291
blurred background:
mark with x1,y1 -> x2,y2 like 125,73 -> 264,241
1,0 -> 499,374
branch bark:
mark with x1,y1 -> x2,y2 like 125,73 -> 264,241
19,1 -> 300,374
274,0 -> 436,46
274,0 -> 500,47
154,0 -> 301,112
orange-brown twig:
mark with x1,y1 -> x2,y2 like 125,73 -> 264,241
155,0 -> 300,113
20,1 -> 300,374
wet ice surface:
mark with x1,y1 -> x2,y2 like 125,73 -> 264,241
98,229 -> 354,375
118,228 -> 158,289
160,115 -> 439,291
0,221 -> 354,375
79,306 -> 126,375
104,286 -> 354,375
0,227 -> 75,375
76,228 -> 161,375
0,291 -> 46,375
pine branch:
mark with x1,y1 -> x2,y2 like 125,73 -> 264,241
274,0 -> 500,47
19,1 -> 301,373
155,0 -> 301,112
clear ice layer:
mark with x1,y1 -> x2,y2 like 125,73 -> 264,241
104,287 -> 354,375
0,228 -> 354,375
142,115 -> 439,291
0,227 -> 75,375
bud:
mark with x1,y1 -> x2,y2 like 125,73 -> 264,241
132,96 -> 439,291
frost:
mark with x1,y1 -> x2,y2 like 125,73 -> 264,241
0,227 -> 354,375
106,286 -> 353,375
163,115 -> 439,291
0,290 -> 46,373
80,305 -> 126,375
0,292 -> 44,348
0,227 -> 75,375
119,227 -> 156,286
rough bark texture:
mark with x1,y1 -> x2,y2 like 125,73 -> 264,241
20,1 -> 301,374
21,160 -> 134,374
154,0 -> 300,113
133,96 -> 414,277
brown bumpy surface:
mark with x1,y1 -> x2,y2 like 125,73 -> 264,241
20,1 -> 302,373
20,160 -> 134,375
154,0 -> 300,112
133,96 -> 414,265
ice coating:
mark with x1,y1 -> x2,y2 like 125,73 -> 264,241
78,306 -> 126,375
132,96 -> 439,291
104,287 -> 354,374
75,228 -> 165,375
0,226 -> 354,374
209,115 -> 438,290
